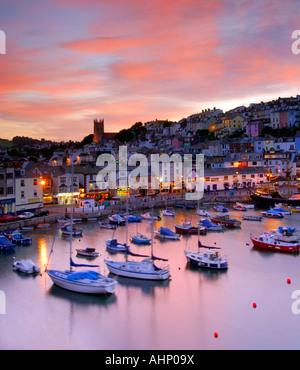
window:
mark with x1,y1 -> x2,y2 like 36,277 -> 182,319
21,180 -> 25,187
21,191 -> 25,198
33,179 -> 37,186
60,177 -> 66,184
7,187 -> 13,194
34,190 -> 37,197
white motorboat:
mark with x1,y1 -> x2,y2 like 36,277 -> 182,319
108,214 -> 126,225
13,258 -> 40,274
235,202 -> 255,209
184,241 -> 228,270
162,209 -> 175,217
197,209 -> 210,217
141,213 -> 161,220
61,225 -> 82,236
131,233 -> 151,244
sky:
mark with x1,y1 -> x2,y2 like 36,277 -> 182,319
0,0 -> 300,141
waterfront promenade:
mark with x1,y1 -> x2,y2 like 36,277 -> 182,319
0,189 -> 252,232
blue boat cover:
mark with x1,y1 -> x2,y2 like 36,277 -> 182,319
159,227 -> 177,236
67,270 -> 100,280
202,219 -> 213,227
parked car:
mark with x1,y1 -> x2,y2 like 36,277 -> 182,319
0,214 -> 19,223
18,212 -> 34,219
33,208 -> 49,217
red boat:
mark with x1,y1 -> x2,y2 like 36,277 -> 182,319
210,215 -> 241,228
174,222 -> 206,235
250,232 -> 300,253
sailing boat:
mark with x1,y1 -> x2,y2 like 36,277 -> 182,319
104,209 -> 170,280
46,160 -> 118,295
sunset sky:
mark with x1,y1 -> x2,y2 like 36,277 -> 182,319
1,0 -> 300,141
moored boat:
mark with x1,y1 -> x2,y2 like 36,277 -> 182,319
162,209 -> 175,217
99,222 -> 116,229
197,218 -> 225,231
76,248 -> 99,258
131,233 -> 151,244
141,213 -> 161,220
0,235 -> 15,252
9,232 -> 32,245
261,210 -> 284,219
13,258 -> 40,274
108,214 -> 126,225
61,225 -> 82,236
270,207 -> 292,215
210,214 -> 241,228
184,241 -> 228,270
242,215 -> 262,221
105,238 -> 130,252
174,222 -> 206,235
155,227 -> 180,240
250,232 -> 300,253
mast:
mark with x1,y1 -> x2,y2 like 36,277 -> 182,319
70,159 -> 74,271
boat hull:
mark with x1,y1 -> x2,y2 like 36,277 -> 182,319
184,251 -> 228,270
174,225 -> 206,235
210,216 -> 241,228
104,260 -> 170,280
46,270 -> 118,294
251,192 -> 300,208
250,237 -> 300,253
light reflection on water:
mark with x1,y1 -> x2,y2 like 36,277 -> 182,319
0,207 -> 300,350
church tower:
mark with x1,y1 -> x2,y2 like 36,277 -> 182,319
93,119 -> 104,143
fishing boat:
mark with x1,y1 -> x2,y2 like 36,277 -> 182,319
9,232 -> 32,245
108,214 -> 126,225
242,215 -> 262,221
46,161 -> 118,295
261,210 -> 284,219
210,214 -> 241,228
250,232 -> 300,253
250,188 -> 300,207
76,248 -> 99,258
99,222 -> 116,229
270,207 -> 292,215
61,225 -> 82,236
214,205 -> 228,213
0,235 -> 15,252
105,238 -> 130,252
131,233 -> 151,244
184,240 -> 228,270
174,222 -> 206,235
162,209 -> 175,217
13,258 -> 40,274
197,218 -> 225,231
141,212 -> 161,220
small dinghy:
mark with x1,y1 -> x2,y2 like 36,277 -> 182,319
9,232 -> 32,245
99,222 -> 116,229
141,213 -> 161,220
0,235 -> 15,252
61,225 -> 82,236
105,238 -> 130,252
13,258 -> 40,274
162,209 -> 175,217
76,248 -> 99,258
131,233 -> 151,244
108,214 -> 126,225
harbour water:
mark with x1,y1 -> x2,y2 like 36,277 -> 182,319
1,206 -> 300,350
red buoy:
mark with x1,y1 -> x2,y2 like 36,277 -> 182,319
252,302 -> 257,308
287,278 -> 291,284
214,332 -> 218,338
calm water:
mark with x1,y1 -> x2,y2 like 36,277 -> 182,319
1,207 -> 300,350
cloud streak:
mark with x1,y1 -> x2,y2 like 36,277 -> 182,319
0,0 -> 299,141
